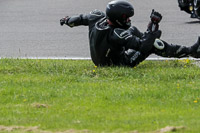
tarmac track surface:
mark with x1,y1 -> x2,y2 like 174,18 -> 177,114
0,0 -> 200,59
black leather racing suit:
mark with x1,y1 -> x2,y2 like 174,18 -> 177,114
66,10 -> 192,67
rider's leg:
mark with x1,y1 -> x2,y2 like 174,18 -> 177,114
152,37 -> 200,58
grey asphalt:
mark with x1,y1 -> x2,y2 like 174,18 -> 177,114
0,0 -> 200,59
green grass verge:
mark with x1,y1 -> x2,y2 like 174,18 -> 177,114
0,59 -> 200,133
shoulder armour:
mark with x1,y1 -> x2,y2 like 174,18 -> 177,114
114,28 -> 133,40
90,9 -> 105,17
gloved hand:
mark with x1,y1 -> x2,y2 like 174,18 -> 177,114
150,9 -> 162,24
60,16 -> 70,26
147,9 -> 162,33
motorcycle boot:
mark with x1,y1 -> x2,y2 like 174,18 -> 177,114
153,39 -> 192,58
190,37 -> 200,58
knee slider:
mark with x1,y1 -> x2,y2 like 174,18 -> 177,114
154,39 -> 165,50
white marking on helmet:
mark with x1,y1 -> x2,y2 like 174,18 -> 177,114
154,39 -> 165,50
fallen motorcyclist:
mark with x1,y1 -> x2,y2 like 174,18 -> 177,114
60,0 -> 200,67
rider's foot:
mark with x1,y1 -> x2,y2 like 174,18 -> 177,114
190,37 -> 200,58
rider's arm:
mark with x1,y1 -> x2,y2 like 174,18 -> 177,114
129,26 -> 143,38
110,28 -> 141,51
110,28 -> 161,54
60,10 -> 105,27
68,14 -> 89,26
60,14 -> 89,27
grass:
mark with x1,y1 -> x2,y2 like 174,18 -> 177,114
0,58 -> 200,133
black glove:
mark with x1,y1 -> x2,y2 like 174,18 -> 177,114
60,16 -> 70,26
147,9 -> 162,33
150,9 -> 162,24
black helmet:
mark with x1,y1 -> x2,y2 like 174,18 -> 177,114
106,0 -> 134,29
194,0 -> 200,17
